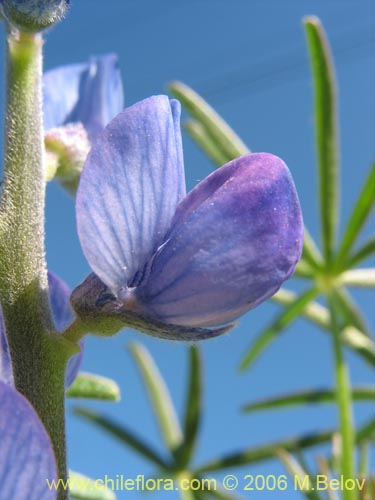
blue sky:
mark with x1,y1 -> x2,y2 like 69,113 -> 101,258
0,1 -> 374,499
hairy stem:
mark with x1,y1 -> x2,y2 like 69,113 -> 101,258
0,28 -> 74,498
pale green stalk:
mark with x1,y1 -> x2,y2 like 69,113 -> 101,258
0,27 -> 76,499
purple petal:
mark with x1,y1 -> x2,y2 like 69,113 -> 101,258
48,272 -> 83,387
0,381 -> 57,500
0,314 -> 13,386
43,54 -> 124,139
137,153 -> 304,327
44,62 -> 86,131
76,95 -> 186,295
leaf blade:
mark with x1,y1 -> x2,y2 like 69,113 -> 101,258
66,372 -> 120,401
168,81 -> 249,163
242,387 -> 375,413
74,407 -> 169,469
240,287 -> 319,371
128,342 -> 183,452
69,471 -> 116,500
335,162 -> 375,268
304,16 -> 339,263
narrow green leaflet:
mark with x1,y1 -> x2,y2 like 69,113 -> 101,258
207,487 -> 245,500
334,288 -> 370,338
302,229 -> 324,270
335,162 -> 375,270
69,471 -> 116,500
74,408 -> 169,469
242,387 -> 375,413
339,269 -> 375,288
175,347 -> 202,468
168,81 -> 249,162
184,119 -> 229,166
195,429 -> 334,474
346,237 -> 375,269
194,418 -> 375,474
240,287 -> 319,371
273,288 -> 375,366
66,372 -> 120,401
277,450 -> 322,500
128,343 -> 183,452
304,16 -> 339,263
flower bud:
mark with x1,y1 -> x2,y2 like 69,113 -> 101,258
45,123 -> 90,195
1,0 -> 69,32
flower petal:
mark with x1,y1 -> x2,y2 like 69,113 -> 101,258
70,273 -> 234,341
43,54 -> 124,139
0,381 -> 57,500
48,272 -> 83,387
137,153 -> 304,327
76,95 -> 186,295
44,62 -> 86,131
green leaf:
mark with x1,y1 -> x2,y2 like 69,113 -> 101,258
195,429 -> 334,474
69,471 -> 116,500
277,450 -> 322,500
304,16 -> 339,263
175,347 -> 202,468
272,288 -> 375,367
240,287 -> 319,371
345,237 -> 375,269
302,229 -> 324,269
168,81 -> 249,163
128,342 -> 183,452
341,326 -> 375,366
335,162 -> 375,269
242,387 -> 375,412
339,269 -> 375,288
66,372 -> 120,401
184,119 -> 229,167
194,417 -> 375,474
74,407 -> 169,469
334,288 -> 371,337
207,488 -> 244,500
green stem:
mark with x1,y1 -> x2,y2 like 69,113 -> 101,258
328,293 -> 357,500
0,28 -> 75,499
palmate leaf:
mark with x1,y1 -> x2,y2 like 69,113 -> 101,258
240,287 -> 320,371
175,347 -> 202,469
304,16 -> 339,264
168,81 -> 249,163
334,162 -> 375,270
69,471 -> 116,500
242,387 -> 375,413
128,342 -> 183,452
66,372 -> 120,401
74,407 -> 169,469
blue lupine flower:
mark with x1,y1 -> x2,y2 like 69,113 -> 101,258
0,272 -> 83,388
43,54 -> 124,193
0,0 -> 69,31
43,54 -> 124,142
72,95 -> 303,340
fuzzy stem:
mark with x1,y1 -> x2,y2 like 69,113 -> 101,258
0,28 -> 74,499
